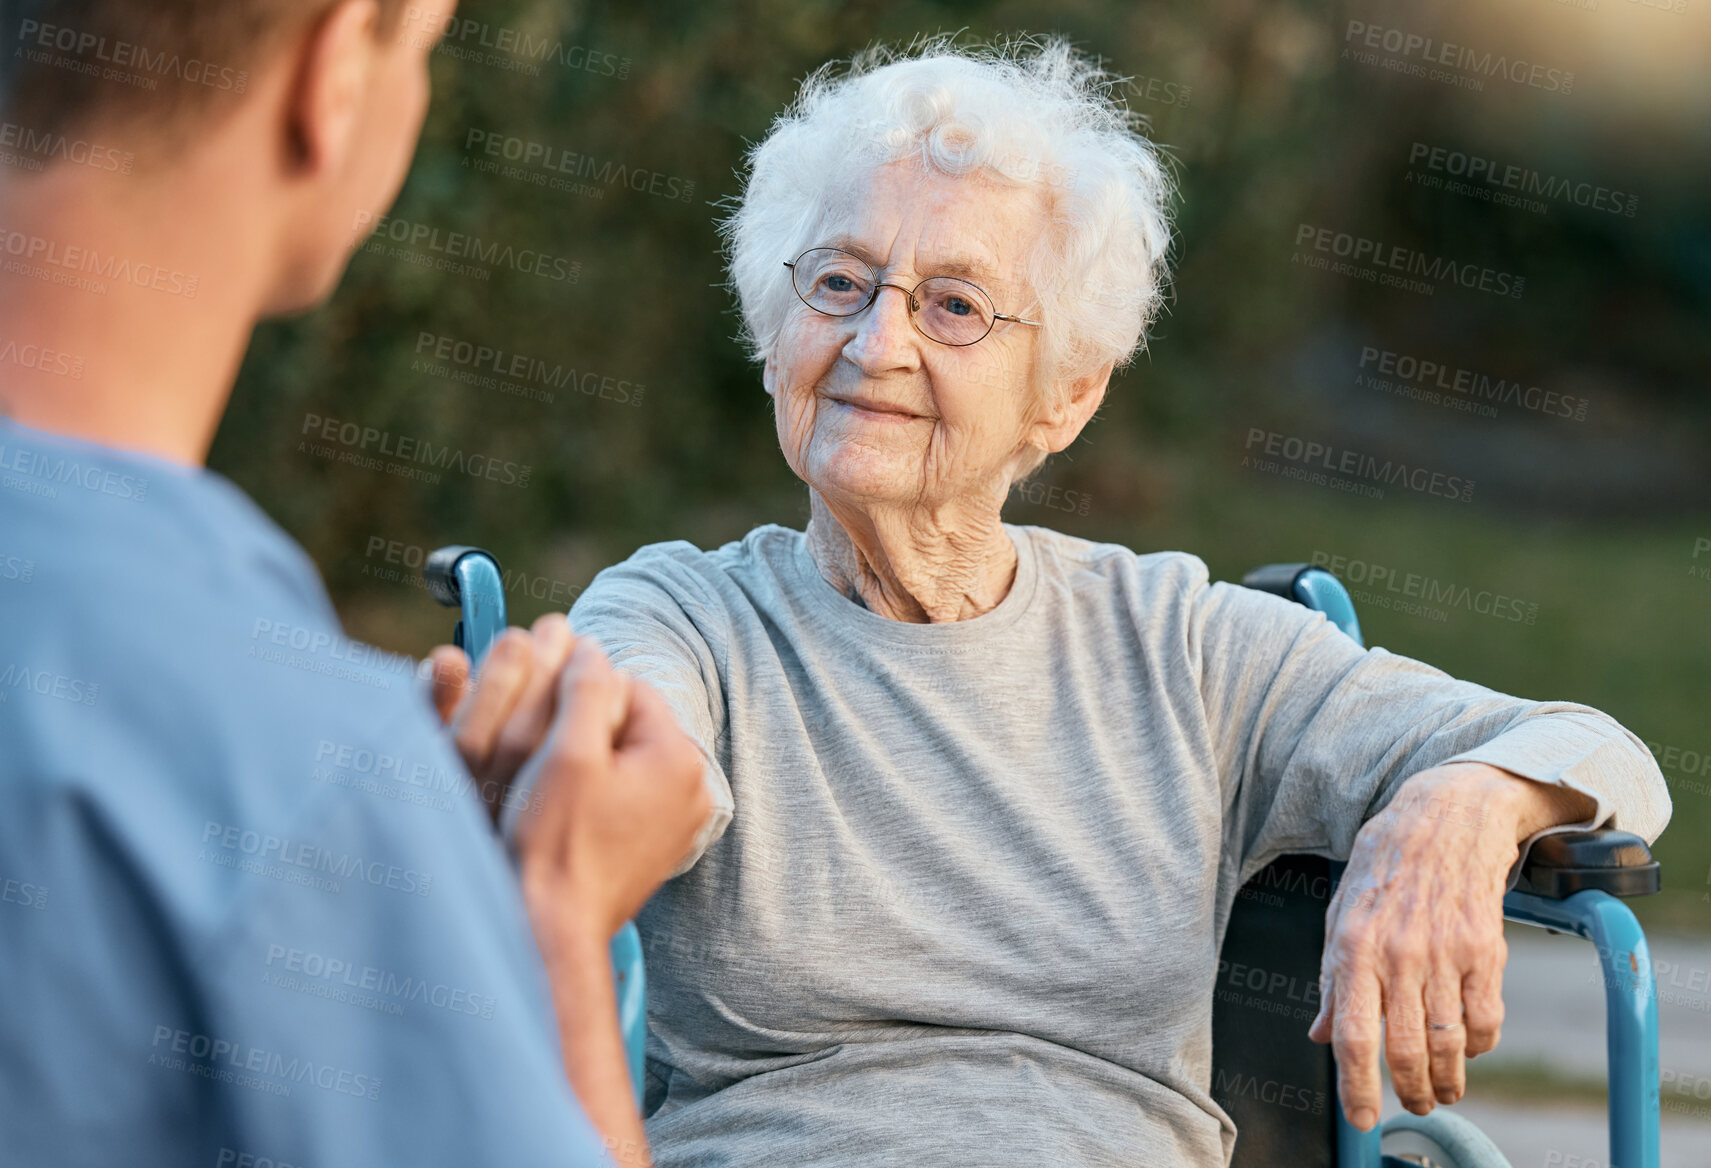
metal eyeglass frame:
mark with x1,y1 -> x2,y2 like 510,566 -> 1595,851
782,247 -> 1043,347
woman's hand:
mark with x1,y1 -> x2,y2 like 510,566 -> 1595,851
1308,762 -> 1595,1131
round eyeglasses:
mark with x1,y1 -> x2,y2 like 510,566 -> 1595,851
783,247 -> 1042,347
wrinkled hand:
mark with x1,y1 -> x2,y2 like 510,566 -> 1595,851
1308,763 -> 1545,1130
428,614 -> 576,823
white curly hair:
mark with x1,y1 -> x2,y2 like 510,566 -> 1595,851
721,34 -> 1176,396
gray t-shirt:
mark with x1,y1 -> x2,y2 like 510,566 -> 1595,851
558,522 -> 1669,1168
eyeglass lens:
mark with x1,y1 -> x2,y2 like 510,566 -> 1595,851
790,248 -> 998,346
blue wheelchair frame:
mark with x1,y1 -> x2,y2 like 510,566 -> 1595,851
1255,564 -> 1661,1168
424,546 -> 1662,1163
424,546 -> 649,1102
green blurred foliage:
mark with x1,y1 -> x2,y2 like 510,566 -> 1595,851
211,0 -> 1711,932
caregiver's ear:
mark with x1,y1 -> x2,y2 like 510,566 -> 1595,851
1029,361 -> 1114,455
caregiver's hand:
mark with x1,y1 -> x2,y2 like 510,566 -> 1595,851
428,613 -> 576,823
512,636 -> 711,938
514,638 -> 709,1168
1308,762 -> 1596,1131
435,627 -> 708,1167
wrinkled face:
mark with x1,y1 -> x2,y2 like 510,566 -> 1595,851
764,161 -> 1048,513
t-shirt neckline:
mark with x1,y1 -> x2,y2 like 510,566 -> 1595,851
787,522 -> 1041,648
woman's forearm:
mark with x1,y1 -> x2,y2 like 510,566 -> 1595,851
535,912 -> 653,1167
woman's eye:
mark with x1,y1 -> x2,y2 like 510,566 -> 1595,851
942,296 -> 973,317
823,274 -> 856,293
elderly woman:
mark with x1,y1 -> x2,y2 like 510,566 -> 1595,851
528,39 -> 1669,1167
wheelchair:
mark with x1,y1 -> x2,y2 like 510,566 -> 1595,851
1228,563 -> 1662,1168
426,547 -> 1663,1168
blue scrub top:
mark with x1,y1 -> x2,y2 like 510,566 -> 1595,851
0,418 -> 612,1168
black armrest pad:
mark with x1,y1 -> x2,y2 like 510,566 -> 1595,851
1515,829 -> 1660,899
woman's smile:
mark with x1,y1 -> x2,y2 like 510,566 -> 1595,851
822,391 -> 933,423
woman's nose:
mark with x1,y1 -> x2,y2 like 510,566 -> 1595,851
843,284 -> 922,373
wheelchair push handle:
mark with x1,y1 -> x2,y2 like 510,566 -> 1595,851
424,545 -> 506,666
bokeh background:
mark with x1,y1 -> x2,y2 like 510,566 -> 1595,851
211,0 -> 1711,1149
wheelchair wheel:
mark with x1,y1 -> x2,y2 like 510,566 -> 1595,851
1379,1109 -> 1513,1167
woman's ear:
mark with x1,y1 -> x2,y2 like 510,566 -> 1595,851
762,354 -> 778,399
1028,361 -> 1114,456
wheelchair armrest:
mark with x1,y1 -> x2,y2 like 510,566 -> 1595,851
1513,828 -> 1660,899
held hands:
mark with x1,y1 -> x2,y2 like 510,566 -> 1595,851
428,614 -> 711,941
1308,762 -> 1594,1131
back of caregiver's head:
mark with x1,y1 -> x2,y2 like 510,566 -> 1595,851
1,0 -> 448,314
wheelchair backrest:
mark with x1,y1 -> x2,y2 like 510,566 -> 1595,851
1213,852 -> 1341,1166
